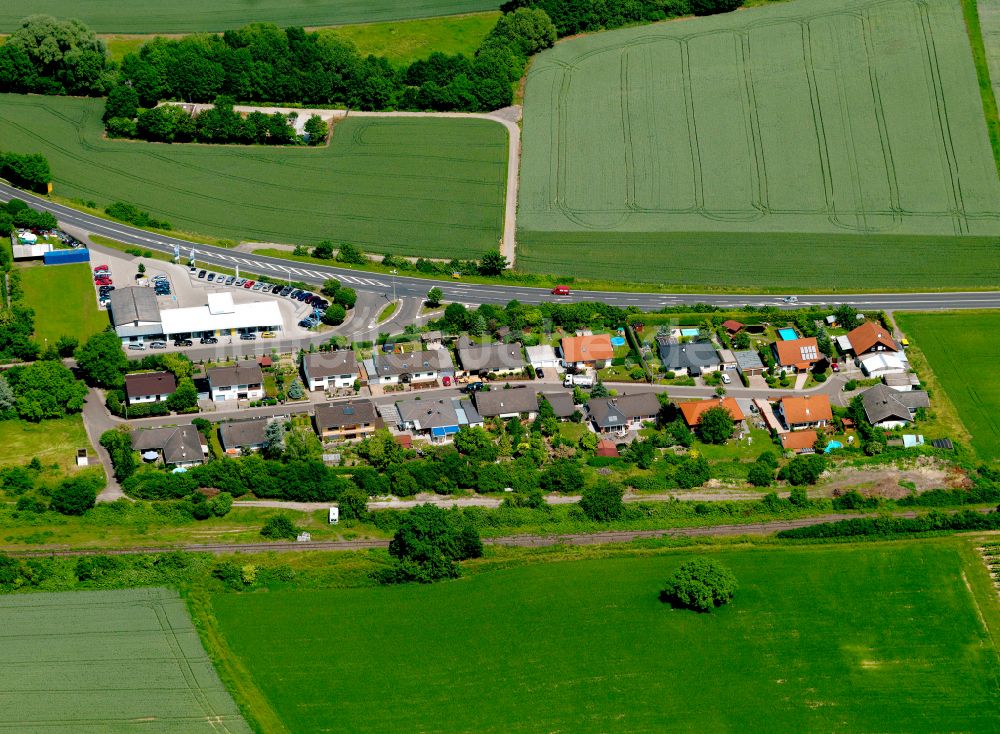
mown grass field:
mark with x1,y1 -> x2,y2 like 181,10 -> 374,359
212,540 -> 1000,732
518,0 -> 1000,288
0,95 -> 508,258
0,587 -> 250,732
320,12 -> 500,66
896,311 -> 1000,461
17,262 -> 107,345
0,415 -> 91,472
0,0 -> 500,34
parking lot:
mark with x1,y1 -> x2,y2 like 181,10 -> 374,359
92,248 -> 320,351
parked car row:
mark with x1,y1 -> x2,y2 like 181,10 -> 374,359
192,268 -> 329,312
94,265 -> 113,307
152,274 -> 171,296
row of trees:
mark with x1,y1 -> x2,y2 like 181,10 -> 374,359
0,361 -> 87,421
105,93 -> 329,146
0,152 -> 52,194
437,296 -> 631,336
104,9 -> 555,118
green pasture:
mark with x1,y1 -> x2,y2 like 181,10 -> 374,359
212,540 -> 1000,732
18,262 -> 107,345
518,0 -> 1000,288
320,12 -> 500,66
896,311 -> 1000,461
0,0 -> 500,34
0,95 -> 508,258
0,587 -> 250,732
517,229 -> 1000,290
0,415 -> 92,472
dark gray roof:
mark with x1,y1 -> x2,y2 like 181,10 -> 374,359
304,351 -> 357,379
458,340 -> 525,373
109,287 -> 161,326
132,425 -> 204,465
208,363 -> 263,388
314,399 -> 381,430
219,418 -> 271,450
540,391 -> 576,418
124,371 -> 176,398
860,384 -> 930,424
396,397 -> 480,430
734,350 -> 765,371
473,388 -> 538,417
657,340 -> 720,374
587,393 -> 660,429
373,349 -> 453,377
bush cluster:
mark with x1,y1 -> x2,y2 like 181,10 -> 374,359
104,201 -> 172,230
776,509 -> 1000,540
0,152 -> 52,193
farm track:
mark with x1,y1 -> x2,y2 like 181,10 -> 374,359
4,509 -> 989,557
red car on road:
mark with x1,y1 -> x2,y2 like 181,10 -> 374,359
551,285 -> 571,296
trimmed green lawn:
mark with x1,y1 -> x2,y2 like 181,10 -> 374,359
17,262 -> 107,345
896,311 -> 1000,461
0,416 -> 92,472
320,12 -> 500,66
694,428 -> 774,462
211,540 -> 1000,732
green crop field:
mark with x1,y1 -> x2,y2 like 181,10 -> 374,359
0,95 -> 508,258
0,587 -> 250,732
18,262 -> 107,345
518,0 -> 1000,289
896,311 -> 1000,461
212,541 -> 1000,732
320,12 -> 500,66
0,0 -> 500,34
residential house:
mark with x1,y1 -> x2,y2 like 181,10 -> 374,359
561,334 -> 614,371
303,351 -> 358,391
773,337 -> 821,373
844,321 -> 899,356
526,344 -> 560,371
124,371 -> 176,405
369,349 -> 454,385
207,364 -> 264,402
776,394 -> 832,431
539,391 -> 576,419
780,430 -> 819,454
473,388 -> 539,420
734,349 -> 765,378
219,418 -> 273,455
860,384 -> 930,429
314,399 -> 382,441
395,397 -> 482,441
588,393 -> 660,433
678,398 -> 746,428
456,336 -> 525,376
656,338 -> 721,377
132,425 -> 206,468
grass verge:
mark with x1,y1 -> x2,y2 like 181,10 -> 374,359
0,415 -> 93,472
961,0 -> 1000,177
17,262 -> 107,345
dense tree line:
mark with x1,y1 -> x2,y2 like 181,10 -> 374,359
2,361 -> 87,420
0,15 -> 113,96
0,152 -> 52,194
106,10 -> 553,116
501,0 -> 743,35
776,508 -> 1000,540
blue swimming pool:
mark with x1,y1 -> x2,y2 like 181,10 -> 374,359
778,328 -> 798,340
610,336 -> 626,347
825,441 -> 843,453
681,328 -> 699,337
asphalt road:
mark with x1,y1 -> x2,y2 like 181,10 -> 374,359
4,182 -> 1000,311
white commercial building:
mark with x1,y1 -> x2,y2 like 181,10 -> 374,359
110,288 -> 282,343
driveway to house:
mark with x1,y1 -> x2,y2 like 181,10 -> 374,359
80,388 -> 127,502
